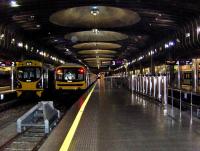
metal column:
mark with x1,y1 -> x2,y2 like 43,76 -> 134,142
177,62 -> 181,89
193,59 -> 198,92
11,65 -> 14,90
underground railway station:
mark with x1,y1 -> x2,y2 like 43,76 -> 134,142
1,0 -> 200,151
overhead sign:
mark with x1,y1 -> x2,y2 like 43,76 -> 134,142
176,60 -> 192,65
111,60 -> 124,66
166,60 -> 192,65
165,60 -> 176,65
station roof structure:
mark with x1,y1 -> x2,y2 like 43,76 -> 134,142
0,0 -> 200,71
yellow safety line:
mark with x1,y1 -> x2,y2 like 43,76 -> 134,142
59,84 -> 96,151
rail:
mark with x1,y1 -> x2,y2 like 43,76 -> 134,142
125,75 -> 168,107
109,75 -> 200,119
168,87 -> 200,118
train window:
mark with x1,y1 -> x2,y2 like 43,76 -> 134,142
64,72 -> 76,81
78,74 -> 83,80
17,67 -> 42,82
56,68 -> 85,82
36,68 -> 41,79
183,72 -> 192,79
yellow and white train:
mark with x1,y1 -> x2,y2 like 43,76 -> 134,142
55,63 -> 96,91
15,61 -> 96,97
15,60 -> 48,97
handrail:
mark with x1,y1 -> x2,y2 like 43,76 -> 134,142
168,87 -> 200,96
116,75 -> 200,118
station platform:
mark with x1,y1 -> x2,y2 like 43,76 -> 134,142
44,78 -> 200,151
0,86 -> 12,92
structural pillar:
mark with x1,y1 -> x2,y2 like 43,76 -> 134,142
177,62 -> 181,89
193,59 -> 198,92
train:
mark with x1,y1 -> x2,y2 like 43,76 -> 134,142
15,60 -> 97,97
55,63 -> 96,91
15,60 -> 48,97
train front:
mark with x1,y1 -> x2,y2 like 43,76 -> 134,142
55,66 -> 87,91
15,60 -> 44,97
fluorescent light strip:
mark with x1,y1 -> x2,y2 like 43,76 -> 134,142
59,84 -> 96,151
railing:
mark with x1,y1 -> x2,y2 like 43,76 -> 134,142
109,74 -> 200,119
168,88 -> 200,118
126,75 -> 168,107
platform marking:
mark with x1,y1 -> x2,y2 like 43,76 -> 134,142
59,84 -> 96,151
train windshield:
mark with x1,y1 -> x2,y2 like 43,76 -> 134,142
17,67 -> 42,82
56,68 -> 85,82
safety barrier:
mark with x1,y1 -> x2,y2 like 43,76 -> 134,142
17,101 -> 60,134
126,75 -> 168,106
168,88 -> 200,118
108,75 -> 200,120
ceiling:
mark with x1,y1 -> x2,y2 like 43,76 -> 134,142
0,0 -> 200,71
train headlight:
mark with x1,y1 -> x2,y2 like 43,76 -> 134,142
56,69 -> 63,75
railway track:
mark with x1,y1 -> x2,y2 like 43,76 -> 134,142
0,91 -> 85,151
0,102 -> 36,129
0,127 -> 47,151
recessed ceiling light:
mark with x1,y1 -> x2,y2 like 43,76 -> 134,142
25,44 -> 28,50
92,29 -> 99,34
90,6 -> 99,16
197,27 -> 200,34
36,24 -> 41,28
185,33 -> 190,38
29,15 -> 35,21
11,38 -> 15,44
164,44 -> 169,48
10,1 -> 20,7
17,42 -> 23,48
0,34 -> 5,40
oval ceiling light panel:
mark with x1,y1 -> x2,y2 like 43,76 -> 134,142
50,6 -> 141,28
80,54 -> 115,58
84,57 -> 113,61
78,49 -> 117,55
65,30 -> 128,42
73,42 -> 121,50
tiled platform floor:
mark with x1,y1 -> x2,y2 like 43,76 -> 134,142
69,79 -> 200,151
